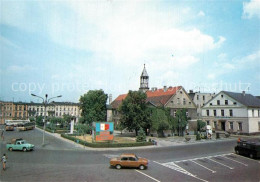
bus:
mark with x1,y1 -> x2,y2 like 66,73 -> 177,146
17,122 -> 36,131
5,120 -> 30,127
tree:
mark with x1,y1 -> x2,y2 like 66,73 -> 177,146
119,91 -> 150,136
62,114 -> 74,128
136,127 -> 146,142
36,116 -> 44,126
197,120 -> 206,132
79,90 -> 108,125
75,123 -> 92,135
150,108 -> 169,137
171,109 -> 188,136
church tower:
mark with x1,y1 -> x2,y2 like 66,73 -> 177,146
139,64 -> 149,93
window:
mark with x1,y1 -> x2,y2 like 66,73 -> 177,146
225,100 -> 228,105
207,121 -> 210,125
203,96 -> 205,100
234,102 -> 237,105
252,109 -> 254,117
238,123 -> 242,131
129,157 -> 137,161
214,121 -> 217,129
230,122 -> 233,130
183,98 -> 186,105
189,102 -> 191,105
121,157 -> 128,161
206,110 -> 209,116
197,95 -> 199,100
210,103 -> 212,106
217,100 -> 220,105
177,98 -> 180,104
174,110 -> 176,117
229,110 -> 233,117
221,95 -> 224,98
214,110 -> 216,116
221,110 -> 224,116
258,122 -> 260,131
186,112 -> 188,117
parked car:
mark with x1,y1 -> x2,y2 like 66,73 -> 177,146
5,124 -> 14,131
110,153 -> 148,170
235,139 -> 260,159
6,138 -> 34,152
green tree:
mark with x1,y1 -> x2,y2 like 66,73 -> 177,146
79,90 -> 108,125
150,108 -> 169,137
136,127 -> 146,142
197,120 -> 206,132
36,116 -> 44,126
119,91 -> 150,136
75,123 -> 92,135
171,109 -> 188,136
62,114 -> 74,128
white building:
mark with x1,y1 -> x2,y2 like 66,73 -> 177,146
202,91 -> 260,135
188,90 -> 215,117
28,102 -> 80,119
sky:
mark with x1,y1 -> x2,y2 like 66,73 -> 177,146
0,0 -> 259,103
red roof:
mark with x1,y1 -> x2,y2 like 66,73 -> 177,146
146,86 -> 181,97
146,86 -> 181,106
111,94 -> 127,109
111,86 -> 182,108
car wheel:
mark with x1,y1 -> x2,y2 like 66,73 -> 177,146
23,148 -> 27,152
235,150 -> 239,155
116,164 -> 121,170
249,154 -> 254,159
139,165 -> 145,170
9,147 -> 13,151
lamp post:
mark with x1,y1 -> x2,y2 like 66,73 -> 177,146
31,94 -> 62,146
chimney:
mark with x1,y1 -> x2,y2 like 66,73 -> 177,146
189,90 -> 193,94
242,91 -> 245,96
109,94 -> 112,104
163,86 -> 167,92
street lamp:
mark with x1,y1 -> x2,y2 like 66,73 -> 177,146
31,94 -> 62,146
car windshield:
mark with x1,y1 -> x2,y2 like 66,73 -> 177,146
135,155 -> 139,160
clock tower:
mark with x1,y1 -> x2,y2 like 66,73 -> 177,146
139,64 -> 149,93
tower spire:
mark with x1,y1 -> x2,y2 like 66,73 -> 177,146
139,64 -> 149,93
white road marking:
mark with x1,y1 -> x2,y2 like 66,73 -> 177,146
207,158 -> 233,169
222,156 -> 248,166
135,170 -> 161,182
153,161 -> 208,182
190,160 -> 216,173
232,153 -> 260,164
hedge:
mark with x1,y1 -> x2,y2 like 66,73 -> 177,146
61,134 -> 153,148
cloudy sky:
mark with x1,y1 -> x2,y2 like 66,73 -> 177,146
0,0 -> 259,103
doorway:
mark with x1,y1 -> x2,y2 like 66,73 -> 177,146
221,121 -> 226,131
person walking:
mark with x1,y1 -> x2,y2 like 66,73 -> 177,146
1,154 -> 7,171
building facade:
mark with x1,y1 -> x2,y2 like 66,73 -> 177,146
28,102 -> 80,119
188,90 -> 215,118
108,65 -> 197,134
0,101 -> 81,124
201,91 -> 260,135
0,102 -> 14,124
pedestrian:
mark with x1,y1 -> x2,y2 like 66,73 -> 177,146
1,154 -> 7,171
1,129 -> 4,141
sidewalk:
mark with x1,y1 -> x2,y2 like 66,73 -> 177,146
36,127 -> 260,151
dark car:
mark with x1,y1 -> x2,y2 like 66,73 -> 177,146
235,139 -> 260,159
